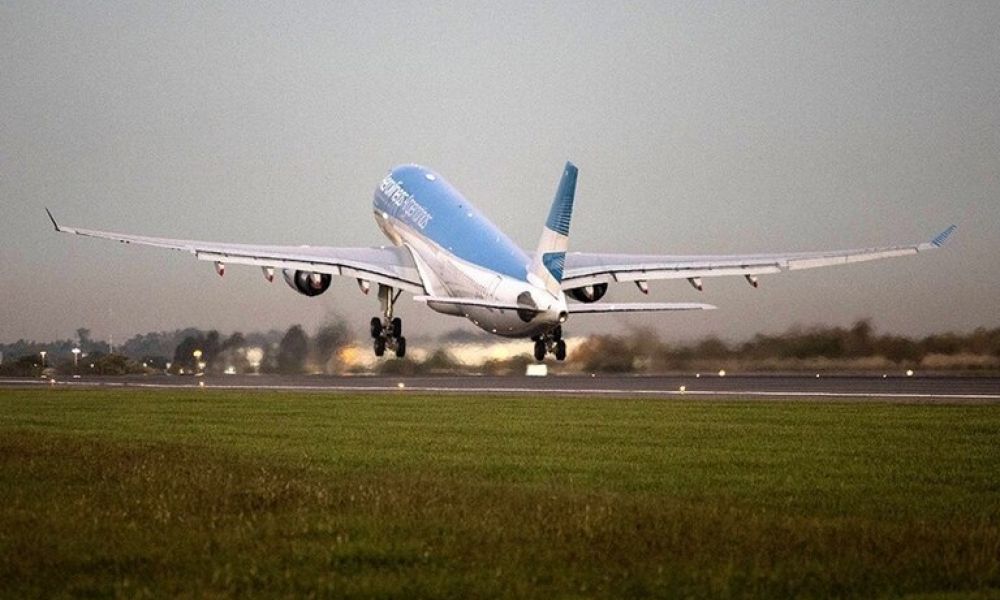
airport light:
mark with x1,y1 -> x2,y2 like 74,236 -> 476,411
72,347 -> 81,367
39,351 -> 47,369
246,347 -> 264,374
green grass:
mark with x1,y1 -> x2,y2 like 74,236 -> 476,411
1,389 -> 998,598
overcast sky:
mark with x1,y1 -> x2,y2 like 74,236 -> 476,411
2,1 -> 998,345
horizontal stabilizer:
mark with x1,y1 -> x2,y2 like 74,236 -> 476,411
412,295 -> 542,313
567,302 -> 716,314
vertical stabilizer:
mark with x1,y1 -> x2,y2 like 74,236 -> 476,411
529,162 -> 577,296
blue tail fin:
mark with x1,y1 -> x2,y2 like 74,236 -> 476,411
545,162 -> 577,238
530,162 -> 577,294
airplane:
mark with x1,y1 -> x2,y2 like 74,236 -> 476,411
46,162 -> 956,361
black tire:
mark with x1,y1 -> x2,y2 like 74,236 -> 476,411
395,336 -> 406,358
533,340 -> 546,362
373,338 -> 385,357
390,317 -> 403,338
554,339 -> 567,361
370,317 -> 383,339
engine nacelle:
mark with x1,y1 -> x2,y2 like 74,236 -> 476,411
282,269 -> 332,297
567,283 -> 608,303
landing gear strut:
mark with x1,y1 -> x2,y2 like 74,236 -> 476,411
371,285 -> 406,358
532,326 -> 566,362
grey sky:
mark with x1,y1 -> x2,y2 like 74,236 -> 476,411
3,1 -> 998,344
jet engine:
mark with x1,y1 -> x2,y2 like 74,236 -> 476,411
567,282 -> 608,303
283,269 -> 332,297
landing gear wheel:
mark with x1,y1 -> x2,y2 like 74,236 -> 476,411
374,337 -> 386,357
395,336 -> 407,358
554,339 -> 567,361
370,317 -> 383,339
390,317 -> 403,338
533,340 -> 546,362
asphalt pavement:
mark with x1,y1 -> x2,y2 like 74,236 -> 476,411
3,373 -> 998,401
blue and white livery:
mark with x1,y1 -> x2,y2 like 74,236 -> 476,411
46,162 -> 955,361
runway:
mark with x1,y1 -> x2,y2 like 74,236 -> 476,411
3,373 -> 998,401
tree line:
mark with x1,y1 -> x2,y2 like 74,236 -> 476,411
3,319 -> 998,377
0,320 -> 352,377
572,320 -> 1000,373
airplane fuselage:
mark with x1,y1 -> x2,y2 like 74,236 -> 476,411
373,165 -> 566,338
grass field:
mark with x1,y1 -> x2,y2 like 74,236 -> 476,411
1,388 -> 998,598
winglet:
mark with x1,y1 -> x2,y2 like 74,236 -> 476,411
45,208 -> 62,232
930,225 -> 957,248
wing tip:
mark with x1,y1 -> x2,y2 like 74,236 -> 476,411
45,207 -> 61,232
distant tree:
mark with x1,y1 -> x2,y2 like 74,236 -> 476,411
140,355 -> 170,370
0,355 -> 42,377
964,327 -> 998,356
222,332 -> 246,351
276,325 -> 309,374
90,354 -> 129,375
845,320 -> 875,357
202,330 -> 221,365
121,331 -> 185,361
695,336 -> 731,359
172,334 -> 204,372
876,335 -> 922,363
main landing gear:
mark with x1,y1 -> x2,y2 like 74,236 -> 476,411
532,326 -> 567,362
371,285 -> 406,358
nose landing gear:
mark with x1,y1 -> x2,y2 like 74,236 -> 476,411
532,326 -> 566,362
371,285 -> 406,358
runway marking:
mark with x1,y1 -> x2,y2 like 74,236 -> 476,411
4,379 -> 999,401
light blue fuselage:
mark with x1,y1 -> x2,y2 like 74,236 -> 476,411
372,165 -> 565,337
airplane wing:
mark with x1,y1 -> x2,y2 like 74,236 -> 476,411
561,226 -> 956,290
46,209 -> 425,293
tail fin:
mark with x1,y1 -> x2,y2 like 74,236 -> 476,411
529,162 -> 577,295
